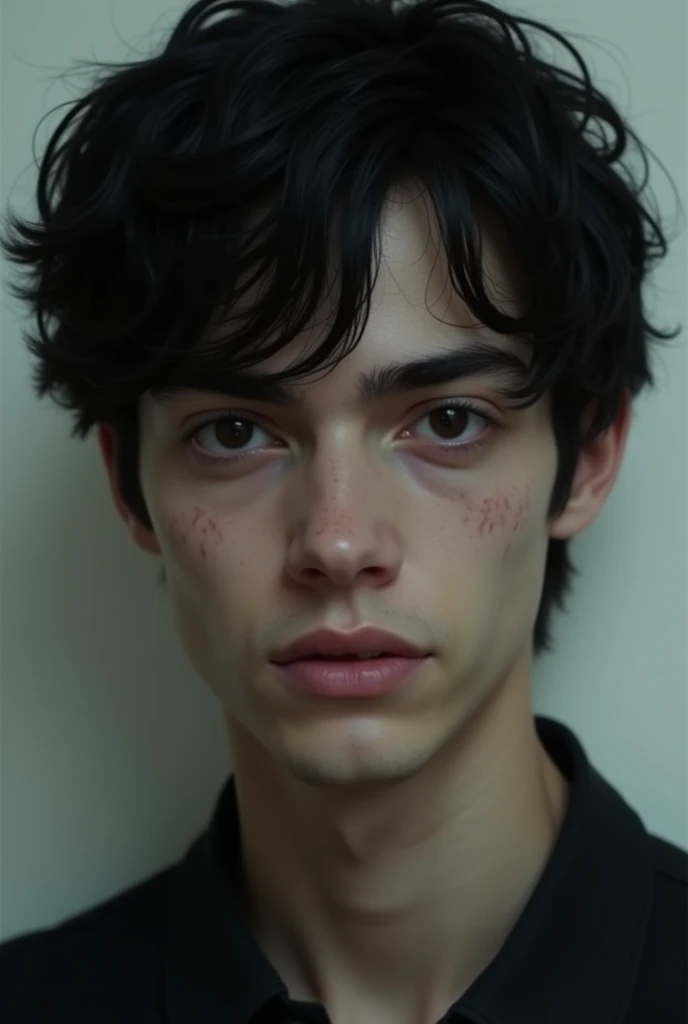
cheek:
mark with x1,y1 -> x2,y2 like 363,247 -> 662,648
444,485 -> 548,649
460,485 -> 532,534
161,506 -> 235,681
165,505 -> 226,568
449,484 -> 537,559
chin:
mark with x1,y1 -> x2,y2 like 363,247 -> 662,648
278,733 -> 432,789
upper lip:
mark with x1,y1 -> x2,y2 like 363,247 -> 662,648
271,627 -> 429,663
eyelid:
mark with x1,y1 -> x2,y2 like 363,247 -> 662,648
412,395 -> 497,420
181,407 -> 275,433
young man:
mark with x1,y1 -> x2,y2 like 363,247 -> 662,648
1,0 -> 685,1021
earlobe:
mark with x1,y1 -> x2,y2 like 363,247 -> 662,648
548,394 -> 632,541
97,424 -> 162,556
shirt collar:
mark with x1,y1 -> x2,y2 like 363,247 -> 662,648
163,716 -> 655,1024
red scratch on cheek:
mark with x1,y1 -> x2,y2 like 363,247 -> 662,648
512,486 -> 533,534
501,488 -> 534,560
477,495 -> 508,537
459,487 -> 533,539
168,506 -> 224,563
499,494 -> 509,529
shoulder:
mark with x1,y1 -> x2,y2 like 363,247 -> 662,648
0,864 -> 177,1023
628,832 -> 687,1023
646,831 -> 687,929
649,831 -> 688,883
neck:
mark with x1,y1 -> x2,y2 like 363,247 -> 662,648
226,673 -> 570,1024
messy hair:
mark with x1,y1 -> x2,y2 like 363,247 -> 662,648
2,0 -> 681,654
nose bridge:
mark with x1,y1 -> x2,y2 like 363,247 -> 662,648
318,446 -> 364,514
284,436 -> 401,586
305,443 -> 380,544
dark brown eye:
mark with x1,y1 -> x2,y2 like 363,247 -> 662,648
426,406 -> 470,440
189,415 -> 273,458
213,417 -> 254,449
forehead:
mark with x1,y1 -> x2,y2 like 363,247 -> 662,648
140,180 -> 533,429
213,182 -> 525,380
372,182 -> 520,317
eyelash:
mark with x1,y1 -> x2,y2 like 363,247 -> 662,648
181,399 -> 496,465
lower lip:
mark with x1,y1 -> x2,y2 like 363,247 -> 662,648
272,656 -> 429,698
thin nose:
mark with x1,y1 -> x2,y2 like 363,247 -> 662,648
284,459 -> 403,591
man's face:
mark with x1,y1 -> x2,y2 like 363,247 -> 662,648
133,185 -> 560,786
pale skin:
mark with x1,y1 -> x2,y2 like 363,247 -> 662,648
99,182 -> 631,1024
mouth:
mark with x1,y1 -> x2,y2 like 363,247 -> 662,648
302,652 -> 389,661
272,652 -> 430,698
271,626 -> 430,665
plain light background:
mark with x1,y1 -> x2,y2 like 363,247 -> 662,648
1,0 -> 686,943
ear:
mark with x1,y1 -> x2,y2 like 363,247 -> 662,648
548,392 -> 632,541
97,424 -> 162,556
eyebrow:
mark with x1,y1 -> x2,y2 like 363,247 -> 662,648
151,341 -> 530,407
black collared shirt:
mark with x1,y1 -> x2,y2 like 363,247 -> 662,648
1,716 -> 686,1023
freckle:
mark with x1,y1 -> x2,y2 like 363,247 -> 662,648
334,514 -> 354,535
315,508 -> 329,537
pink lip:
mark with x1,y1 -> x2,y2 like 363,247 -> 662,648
274,656 -> 429,698
271,626 -> 429,664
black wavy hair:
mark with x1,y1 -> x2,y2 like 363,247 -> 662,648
2,0 -> 681,654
